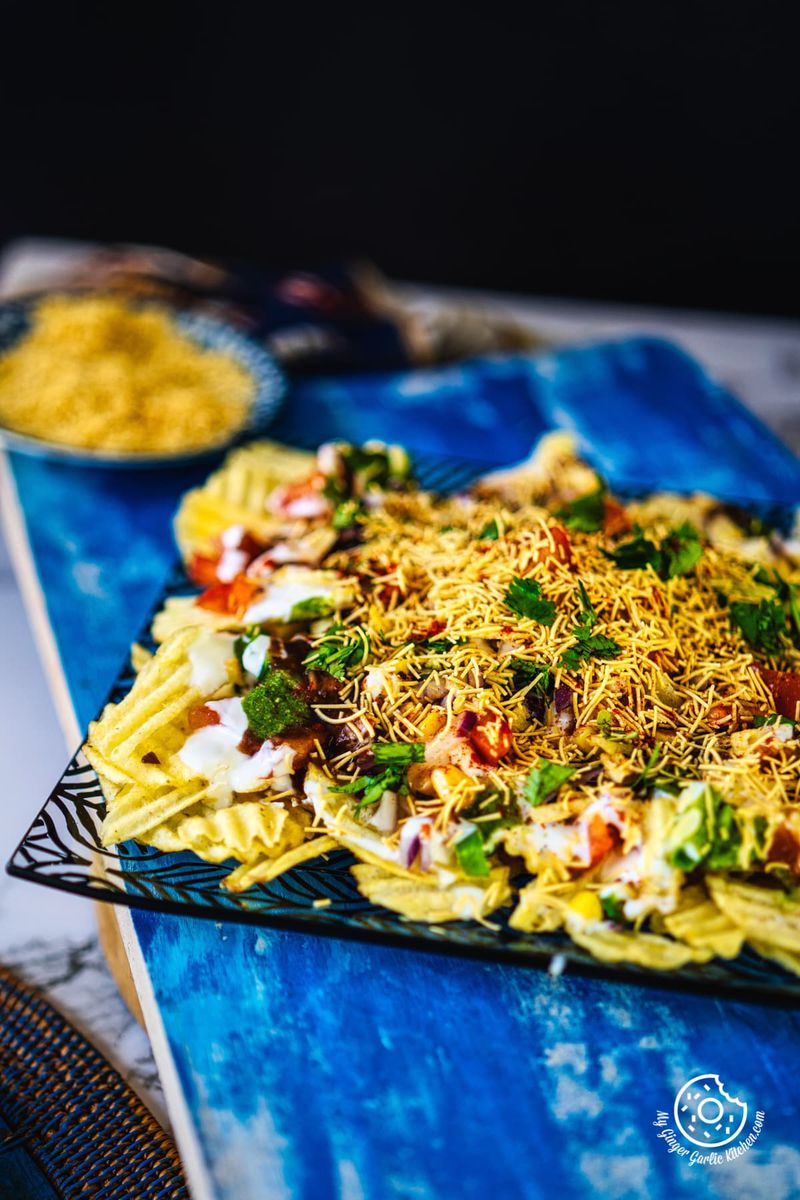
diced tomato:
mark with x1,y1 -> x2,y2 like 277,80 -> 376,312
602,497 -> 631,537
587,813 -> 616,866
271,473 -> 331,519
196,574 -> 260,617
187,552 -> 223,586
468,712 -> 514,765
534,523 -> 572,567
188,704 -> 221,730
188,530 -> 265,586
759,669 -> 800,722
410,619 -> 445,643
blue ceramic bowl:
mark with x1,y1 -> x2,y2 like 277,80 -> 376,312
0,294 -> 286,467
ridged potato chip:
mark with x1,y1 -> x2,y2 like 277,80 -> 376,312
747,939 -> 800,977
662,887 -> 745,959
565,922 -> 714,969
707,875 -> 800,954
175,440 -> 314,559
86,627 -> 229,842
223,833 -> 339,892
351,863 -> 511,923
146,800 -> 309,864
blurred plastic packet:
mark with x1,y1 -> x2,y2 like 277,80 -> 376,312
0,238 -> 545,375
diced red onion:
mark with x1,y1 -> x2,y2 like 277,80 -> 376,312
456,711 -> 477,736
399,816 -> 432,870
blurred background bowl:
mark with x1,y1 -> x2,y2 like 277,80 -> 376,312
0,293 -> 287,468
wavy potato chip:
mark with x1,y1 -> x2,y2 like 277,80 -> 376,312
351,863 -> 511,923
747,939 -> 800,977
707,875 -> 800,954
565,921 -> 714,969
175,440 -> 314,559
223,833 -> 339,892
152,596 -> 238,643
146,800 -> 309,864
662,888 -> 745,959
86,627 -> 232,843
509,878 -> 575,934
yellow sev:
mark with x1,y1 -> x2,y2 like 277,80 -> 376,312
314,487 -> 800,836
0,294 -> 254,453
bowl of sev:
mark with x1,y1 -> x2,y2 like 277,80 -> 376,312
0,292 -> 286,465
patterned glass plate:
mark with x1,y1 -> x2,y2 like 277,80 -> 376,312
6,452 -> 800,1002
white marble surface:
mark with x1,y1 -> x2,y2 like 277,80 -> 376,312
0,523 -> 167,1125
0,248 -> 797,1137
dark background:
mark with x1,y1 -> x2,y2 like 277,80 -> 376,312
1,3 -> 798,315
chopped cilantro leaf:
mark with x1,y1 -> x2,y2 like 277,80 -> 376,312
290,596 -> 335,621
754,711 -> 797,729
603,528 -> 660,571
661,522 -> 703,579
556,484 -> 606,532
730,599 -> 788,656
559,635 -> 620,672
332,765 -> 406,815
372,741 -> 425,765
242,671 -> 310,738
477,519 -> 500,541
504,576 -> 556,625
753,568 -> 800,648
523,758 -> 576,807
461,789 -> 522,851
454,829 -> 490,877
304,623 -> 369,680
559,582 -> 620,670
509,658 -> 553,697
576,580 -> 598,629
420,635 -> 467,653
604,522 -> 702,580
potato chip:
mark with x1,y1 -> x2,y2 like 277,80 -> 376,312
175,440 -> 314,559
351,863 -> 511,923
662,887 -> 745,959
707,875 -> 800,954
509,878 -> 575,934
146,800 -> 309,864
565,921 -> 714,969
152,596 -> 237,643
130,642 -> 153,673
223,833 -> 339,892
747,939 -> 800,977
85,627 -> 229,843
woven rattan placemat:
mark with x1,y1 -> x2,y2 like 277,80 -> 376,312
0,964 -> 188,1199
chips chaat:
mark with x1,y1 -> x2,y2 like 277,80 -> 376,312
85,434 -> 800,971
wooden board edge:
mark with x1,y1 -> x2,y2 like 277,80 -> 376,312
0,450 -> 204,1192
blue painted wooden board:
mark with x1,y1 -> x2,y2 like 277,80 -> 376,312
8,338 -> 800,1200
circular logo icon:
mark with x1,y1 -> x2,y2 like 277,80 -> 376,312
674,1074 -> 748,1148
